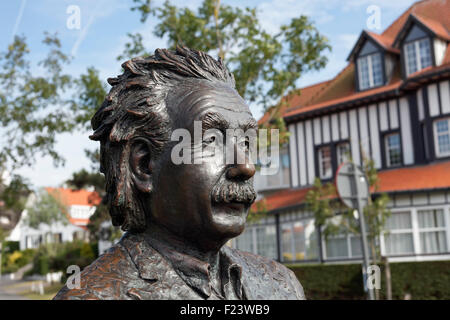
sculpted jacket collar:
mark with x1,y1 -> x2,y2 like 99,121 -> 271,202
122,232 -> 245,300
54,231 -> 305,300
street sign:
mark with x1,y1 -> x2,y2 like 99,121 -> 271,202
335,161 -> 374,300
335,162 -> 369,209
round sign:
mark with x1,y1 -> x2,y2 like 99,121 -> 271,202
335,162 -> 369,210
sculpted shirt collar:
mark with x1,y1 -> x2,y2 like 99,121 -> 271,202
122,232 -> 245,300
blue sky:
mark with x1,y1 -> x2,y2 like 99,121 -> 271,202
0,0 -> 416,188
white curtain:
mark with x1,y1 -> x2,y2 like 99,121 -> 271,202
418,209 -> 447,253
256,226 -> 277,259
420,231 -> 447,253
235,228 -> 253,254
384,233 -> 414,255
386,211 -> 412,230
418,209 -> 444,228
326,237 -> 348,258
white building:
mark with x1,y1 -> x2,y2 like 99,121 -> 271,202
234,0 -> 450,265
9,187 -> 101,250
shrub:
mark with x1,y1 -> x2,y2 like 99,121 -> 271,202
1,248 -> 36,274
288,260 -> 450,300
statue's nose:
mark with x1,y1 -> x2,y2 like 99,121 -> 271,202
226,162 -> 255,181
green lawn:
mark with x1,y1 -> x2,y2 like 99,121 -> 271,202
21,283 -> 63,300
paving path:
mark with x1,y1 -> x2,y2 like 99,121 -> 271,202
0,277 -> 30,300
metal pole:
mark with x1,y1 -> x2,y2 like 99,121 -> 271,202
351,163 -> 374,300
0,241 -> 2,282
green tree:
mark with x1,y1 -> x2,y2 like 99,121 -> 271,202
1,1 -> 330,175
0,33 -> 107,177
124,0 -> 330,121
24,189 -> 69,232
66,168 -> 105,193
0,33 -> 75,170
0,172 -> 30,278
70,67 -> 108,132
65,168 -> 113,242
0,228 -> 8,278
305,154 -> 391,299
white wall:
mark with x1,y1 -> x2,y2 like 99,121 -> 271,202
288,97 -> 414,187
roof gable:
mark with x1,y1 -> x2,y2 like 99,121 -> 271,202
393,13 -> 449,47
257,1 -> 450,124
45,187 -> 101,207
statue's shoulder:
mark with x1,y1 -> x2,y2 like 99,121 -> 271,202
53,243 -> 137,300
223,246 -> 306,300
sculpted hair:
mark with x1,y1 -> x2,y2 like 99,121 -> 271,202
90,46 -> 235,232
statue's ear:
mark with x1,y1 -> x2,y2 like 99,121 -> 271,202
129,137 -> 154,194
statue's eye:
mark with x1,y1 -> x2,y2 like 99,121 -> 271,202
238,137 -> 250,151
204,135 -> 216,144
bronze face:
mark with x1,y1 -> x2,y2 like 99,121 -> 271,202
147,80 -> 257,252
54,47 -> 305,300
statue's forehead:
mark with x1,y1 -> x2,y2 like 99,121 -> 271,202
167,80 -> 253,127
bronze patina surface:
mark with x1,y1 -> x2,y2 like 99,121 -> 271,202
54,46 -> 305,300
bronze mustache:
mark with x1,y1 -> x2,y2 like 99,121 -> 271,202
211,181 -> 257,205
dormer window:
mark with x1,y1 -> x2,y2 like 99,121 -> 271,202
404,38 -> 432,76
357,52 -> 383,90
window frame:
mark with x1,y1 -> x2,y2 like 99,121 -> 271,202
382,210 -> 415,256
403,37 -> 433,76
336,142 -> 351,165
357,52 -> 384,91
433,117 -> 450,158
417,208 -> 447,254
384,132 -> 402,167
317,145 -> 333,179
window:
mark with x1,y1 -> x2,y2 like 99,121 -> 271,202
325,236 -> 348,258
404,38 -> 432,76
256,225 -> 277,259
434,118 -> 450,158
255,147 -> 290,191
417,209 -> 447,254
383,211 -> 414,255
281,219 -> 318,262
53,233 -> 63,243
235,228 -> 253,253
357,53 -> 383,90
337,142 -> 350,165
324,234 -> 364,259
318,146 -> 332,179
385,133 -> 402,167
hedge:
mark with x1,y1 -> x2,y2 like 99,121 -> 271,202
288,260 -> 450,300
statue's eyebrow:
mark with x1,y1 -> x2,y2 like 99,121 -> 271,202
242,118 -> 258,132
200,111 -> 230,134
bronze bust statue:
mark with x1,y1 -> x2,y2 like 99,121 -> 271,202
54,47 -> 305,300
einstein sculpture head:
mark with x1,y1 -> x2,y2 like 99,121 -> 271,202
90,46 -> 257,251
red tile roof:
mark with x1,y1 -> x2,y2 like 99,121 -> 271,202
45,187 -> 101,207
254,162 -> 450,213
414,14 -> 450,41
366,31 -> 398,53
383,0 -> 450,40
258,80 -> 331,125
284,79 -> 402,119
377,161 -> 450,193
251,187 -> 312,213
259,0 -> 450,122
